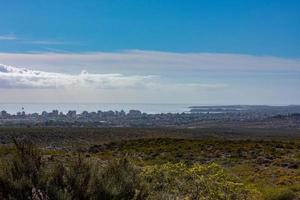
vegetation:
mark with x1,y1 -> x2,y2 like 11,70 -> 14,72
0,127 -> 300,199
142,162 -> 261,199
0,140 -> 261,200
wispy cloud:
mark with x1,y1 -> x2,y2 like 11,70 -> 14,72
0,50 -> 298,73
25,40 -> 68,45
0,34 -> 71,45
0,35 -> 17,40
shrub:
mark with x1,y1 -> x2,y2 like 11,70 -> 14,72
95,158 -> 147,200
0,141 -> 146,200
263,188 -> 296,200
44,154 -> 94,200
142,162 -> 261,200
0,139 -> 44,200
43,156 -> 146,200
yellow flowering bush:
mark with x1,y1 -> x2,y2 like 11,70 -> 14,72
142,162 -> 261,200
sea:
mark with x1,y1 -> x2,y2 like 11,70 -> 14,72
0,103 -> 195,114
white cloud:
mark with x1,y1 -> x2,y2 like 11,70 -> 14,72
0,64 -> 224,91
0,64 -> 154,89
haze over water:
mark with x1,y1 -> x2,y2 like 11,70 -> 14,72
0,103 -> 195,114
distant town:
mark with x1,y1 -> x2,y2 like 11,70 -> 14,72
0,105 -> 299,128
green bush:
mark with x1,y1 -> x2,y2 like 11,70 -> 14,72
263,188 -> 296,200
0,139 -> 44,200
0,141 -> 145,200
41,156 -> 147,200
97,158 -> 147,200
44,155 -> 94,200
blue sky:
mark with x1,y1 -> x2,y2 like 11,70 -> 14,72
1,0 -> 300,56
0,0 -> 299,104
